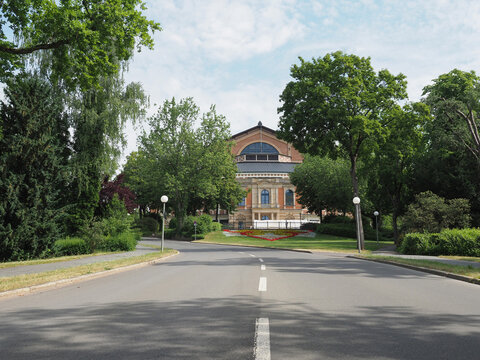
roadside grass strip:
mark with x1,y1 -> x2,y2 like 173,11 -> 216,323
0,249 -> 177,293
0,251 -> 124,269
199,231 -> 389,253
224,229 -> 312,241
360,255 -> 480,280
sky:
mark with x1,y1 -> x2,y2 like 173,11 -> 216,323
90,1 -> 480,165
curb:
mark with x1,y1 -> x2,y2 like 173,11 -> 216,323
193,240 -> 313,254
0,252 -> 179,299
349,255 -> 480,286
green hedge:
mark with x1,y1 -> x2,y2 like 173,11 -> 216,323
99,231 -> 138,252
399,228 -> 480,256
134,217 -> 160,236
53,238 -> 89,256
316,223 -> 392,241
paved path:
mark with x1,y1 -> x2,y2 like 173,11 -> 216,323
0,242 -> 160,277
0,240 -> 478,359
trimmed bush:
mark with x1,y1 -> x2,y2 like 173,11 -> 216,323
53,238 -> 88,256
100,231 -> 137,252
300,222 -> 318,231
316,223 -> 391,241
323,215 -> 354,224
211,221 -> 222,232
399,228 -> 480,256
135,217 -> 160,236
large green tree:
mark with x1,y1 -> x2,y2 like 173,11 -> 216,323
0,0 -> 160,89
364,103 -> 431,243
423,69 -> 480,166
66,76 -> 148,233
0,75 -> 70,260
132,98 -> 245,235
289,155 -> 352,218
278,51 -> 407,249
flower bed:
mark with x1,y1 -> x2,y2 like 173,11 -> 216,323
223,229 -> 312,241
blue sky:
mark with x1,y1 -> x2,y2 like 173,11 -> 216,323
19,0 -> 480,164
124,0 -> 480,159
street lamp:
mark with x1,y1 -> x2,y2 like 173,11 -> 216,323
161,195 -> 168,252
353,197 -> 361,253
374,211 -> 379,246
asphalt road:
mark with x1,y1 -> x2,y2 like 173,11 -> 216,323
0,240 -> 479,359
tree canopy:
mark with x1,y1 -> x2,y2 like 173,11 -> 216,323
423,69 -> 480,166
289,155 -> 352,217
0,0 -> 161,89
125,97 -> 245,235
278,51 -> 407,248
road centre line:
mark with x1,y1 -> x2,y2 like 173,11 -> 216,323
249,254 -> 256,257
261,265 -> 266,271
259,258 -> 264,262
254,318 -> 271,360
258,277 -> 267,292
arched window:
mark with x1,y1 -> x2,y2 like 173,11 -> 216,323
261,190 -> 270,204
285,189 -> 294,206
240,142 -> 279,161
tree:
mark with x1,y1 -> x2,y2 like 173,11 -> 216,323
98,174 -> 137,216
65,76 -> 149,233
289,155 -> 352,218
423,69 -> 480,166
402,191 -> 471,233
0,0 -> 161,89
278,51 -> 407,249
364,102 -> 431,243
134,98 -> 245,236
0,74 -> 70,260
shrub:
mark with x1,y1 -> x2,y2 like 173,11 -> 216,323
323,214 -> 354,224
300,222 -> 318,231
402,191 -> 471,233
211,221 -> 222,232
53,238 -> 88,256
399,228 -> 480,256
316,223 -> 390,241
182,214 -> 215,236
100,231 -> 137,252
134,217 -> 160,236
164,228 -> 176,239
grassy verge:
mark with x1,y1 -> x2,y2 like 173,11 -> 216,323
197,231 -> 391,253
360,255 -> 480,280
0,251 -> 125,269
0,249 -> 177,293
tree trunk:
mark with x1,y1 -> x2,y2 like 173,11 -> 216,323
350,155 -> 365,250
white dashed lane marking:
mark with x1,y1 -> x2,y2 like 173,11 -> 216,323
258,277 -> 267,292
259,258 -> 264,262
261,265 -> 266,271
254,318 -> 271,360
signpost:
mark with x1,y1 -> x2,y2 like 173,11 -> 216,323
194,221 -> 197,241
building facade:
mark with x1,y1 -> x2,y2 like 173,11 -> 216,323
227,122 -> 317,228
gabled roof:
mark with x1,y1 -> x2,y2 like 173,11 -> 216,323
230,121 -> 277,140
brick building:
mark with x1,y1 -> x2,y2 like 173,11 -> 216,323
226,122 -> 318,228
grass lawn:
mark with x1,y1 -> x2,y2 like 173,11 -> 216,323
0,249 -> 177,293
196,231 -> 392,253
360,255 -> 480,280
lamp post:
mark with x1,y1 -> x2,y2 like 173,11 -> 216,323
161,195 -> 168,252
374,211 -> 379,246
353,197 -> 361,253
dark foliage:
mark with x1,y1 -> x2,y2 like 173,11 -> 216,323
0,75 -> 70,261
98,173 -> 137,215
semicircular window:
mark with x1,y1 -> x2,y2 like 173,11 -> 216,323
241,142 -> 279,161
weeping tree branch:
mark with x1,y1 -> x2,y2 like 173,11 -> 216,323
0,39 -> 68,55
